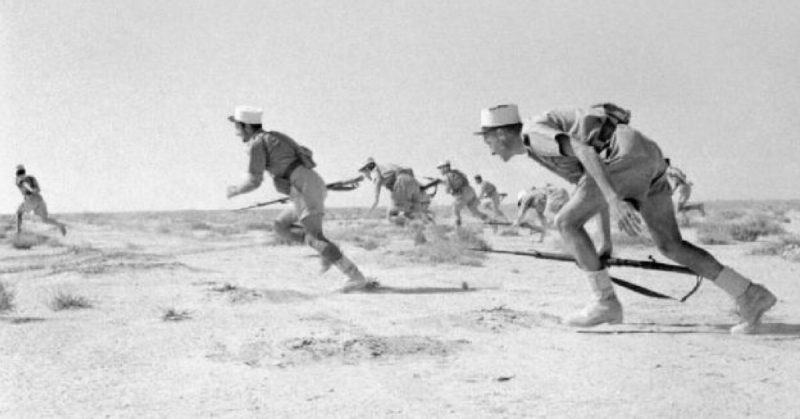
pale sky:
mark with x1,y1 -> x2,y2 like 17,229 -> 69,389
2,0 -> 799,213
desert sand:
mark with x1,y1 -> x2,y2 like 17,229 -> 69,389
1,203 -> 799,418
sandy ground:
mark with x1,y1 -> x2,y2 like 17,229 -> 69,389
1,207 -> 799,418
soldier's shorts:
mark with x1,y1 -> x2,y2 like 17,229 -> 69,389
289,166 -> 327,219
576,126 -> 671,210
454,186 -> 480,211
18,194 -> 48,218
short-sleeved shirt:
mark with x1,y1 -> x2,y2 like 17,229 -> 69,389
522,107 -> 617,184
479,181 -> 497,198
519,189 -> 547,214
16,175 -> 40,197
443,169 -> 469,194
246,131 -> 301,178
375,164 -> 413,191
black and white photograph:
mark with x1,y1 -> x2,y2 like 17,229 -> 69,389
2,1 -> 799,417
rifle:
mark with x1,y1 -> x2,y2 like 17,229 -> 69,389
470,247 -> 702,302
236,176 -> 365,211
420,178 -> 442,198
486,220 -> 544,233
327,175 -> 364,191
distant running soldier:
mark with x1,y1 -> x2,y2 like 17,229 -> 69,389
15,165 -> 67,236
665,159 -> 705,216
474,174 -> 508,221
358,158 -> 425,225
436,160 -> 490,227
515,188 -> 548,242
474,103 -> 776,333
226,106 -> 369,293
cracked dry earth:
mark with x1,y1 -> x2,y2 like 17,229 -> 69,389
1,209 -> 799,418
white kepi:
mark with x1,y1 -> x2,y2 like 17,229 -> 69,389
475,104 -> 522,135
228,106 -> 263,124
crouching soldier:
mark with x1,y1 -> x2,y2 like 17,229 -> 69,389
474,103 -> 776,333
226,106 -> 369,293
358,158 -> 424,225
436,160 -> 490,227
515,188 -> 548,242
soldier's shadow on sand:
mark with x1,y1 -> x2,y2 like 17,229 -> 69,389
577,322 -> 800,336
0,316 -> 47,324
363,286 -> 483,295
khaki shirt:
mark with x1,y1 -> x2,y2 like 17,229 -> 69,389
246,131 -> 301,178
443,169 -> 469,194
479,181 -> 497,198
16,175 -> 40,197
375,164 -> 412,191
522,107 -> 617,184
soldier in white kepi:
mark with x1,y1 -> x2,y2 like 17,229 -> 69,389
358,157 -> 425,225
474,103 -> 776,333
15,165 -> 67,236
436,160 -> 490,227
225,106 -> 370,293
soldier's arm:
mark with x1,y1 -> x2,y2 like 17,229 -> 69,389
227,139 -> 266,198
564,136 -> 643,236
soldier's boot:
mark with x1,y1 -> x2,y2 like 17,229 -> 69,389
715,267 -> 777,334
566,268 -> 623,327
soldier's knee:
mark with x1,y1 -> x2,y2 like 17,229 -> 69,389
554,212 -> 578,233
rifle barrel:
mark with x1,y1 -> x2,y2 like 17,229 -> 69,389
472,248 -> 695,275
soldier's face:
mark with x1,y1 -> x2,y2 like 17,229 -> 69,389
482,129 -> 513,162
234,122 -> 256,141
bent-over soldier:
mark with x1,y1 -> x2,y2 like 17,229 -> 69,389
475,103 -> 776,333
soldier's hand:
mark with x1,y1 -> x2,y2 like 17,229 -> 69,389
608,196 -> 643,237
226,185 -> 239,199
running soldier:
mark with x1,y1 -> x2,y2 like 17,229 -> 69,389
436,160 -> 490,227
475,175 -> 508,221
474,103 -> 776,333
358,158 -> 425,225
226,106 -> 369,292
514,188 -> 548,242
665,159 -> 705,216
15,165 -> 67,236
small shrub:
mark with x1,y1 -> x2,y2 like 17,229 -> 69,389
696,222 -> 733,245
0,282 -> 15,313
498,229 -> 520,237
394,225 -> 487,266
750,235 -> 800,262
162,308 -> 191,322
11,232 -> 49,249
244,222 -> 272,231
49,290 -> 93,311
189,221 -> 213,231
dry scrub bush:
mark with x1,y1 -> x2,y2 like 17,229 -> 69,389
0,282 -> 15,313
697,214 -> 785,244
11,232 -> 50,249
49,290 -> 93,311
749,235 -> 800,263
162,308 -> 191,321
395,225 -> 488,266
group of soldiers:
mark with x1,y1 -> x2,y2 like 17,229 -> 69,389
11,102 -> 777,334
